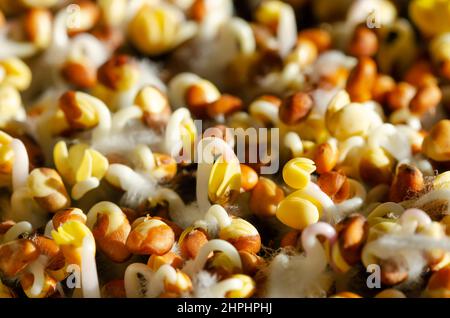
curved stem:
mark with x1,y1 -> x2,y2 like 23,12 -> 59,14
3,221 -> 33,243
112,106 -> 143,131
300,182 -> 337,223
284,132 -> 303,157
183,239 -> 242,277
27,255 -> 47,297
133,144 -> 156,171
399,208 -> 431,234
71,177 -> 100,200
165,107 -> 194,157
147,264 -> 177,298
203,204 -> 231,230
301,222 -> 336,272
336,179 -> 367,218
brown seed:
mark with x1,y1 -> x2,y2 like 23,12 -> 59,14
28,168 -> 71,213
313,142 -> 338,174
147,251 -> 184,271
409,84 -> 442,116
297,28 -> 331,53
207,95 -> 243,118
346,57 -> 377,102
389,164 -> 424,202
278,92 -> 313,125
179,228 -> 208,260
422,120 -> 450,162
404,60 -> 437,87
67,0 -> 100,36
249,177 -> 285,217
52,208 -> 87,229
387,82 -> 416,111
317,171 -> 351,204
258,95 -> 282,108
426,266 -> 450,298
0,239 -> 39,277
380,259 -> 408,286
239,251 -> 264,276
61,60 -> 97,88
0,220 -> 15,234
101,279 -> 126,298
240,164 -> 259,192
185,84 -> 209,118
97,54 -> 138,90
126,217 -> 175,255
348,25 -> 378,57
371,74 -> 396,105
335,214 -> 368,265
280,230 -> 301,248
91,213 -> 131,263
440,60 -> 450,80
23,8 -> 52,48
189,0 -> 206,22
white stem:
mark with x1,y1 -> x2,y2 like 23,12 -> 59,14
81,235 -> 100,298
151,188 -> 187,225
399,208 -> 431,234
301,182 -> 337,223
183,239 -> 242,277
71,177 -> 100,200
3,221 -> 33,243
11,138 -> 29,192
27,255 -> 48,297
86,201 -> 122,230
277,4 -> 297,57
147,264 -> 177,298
164,107 -> 194,157
133,144 -> 156,171
336,179 -> 367,218
112,106 -> 143,131
284,132 -> 303,157
249,100 -> 280,126
301,222 -> 336,272
203,204 -> 232,230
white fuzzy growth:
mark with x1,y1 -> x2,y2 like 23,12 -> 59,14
91,125 -> 163,156
264,252 -> 333,298
106,164 -> 158,208
187,270 -> 219,298
362,233 -> 450,283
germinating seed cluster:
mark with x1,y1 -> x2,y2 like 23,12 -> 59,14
2,0 -> 450,298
